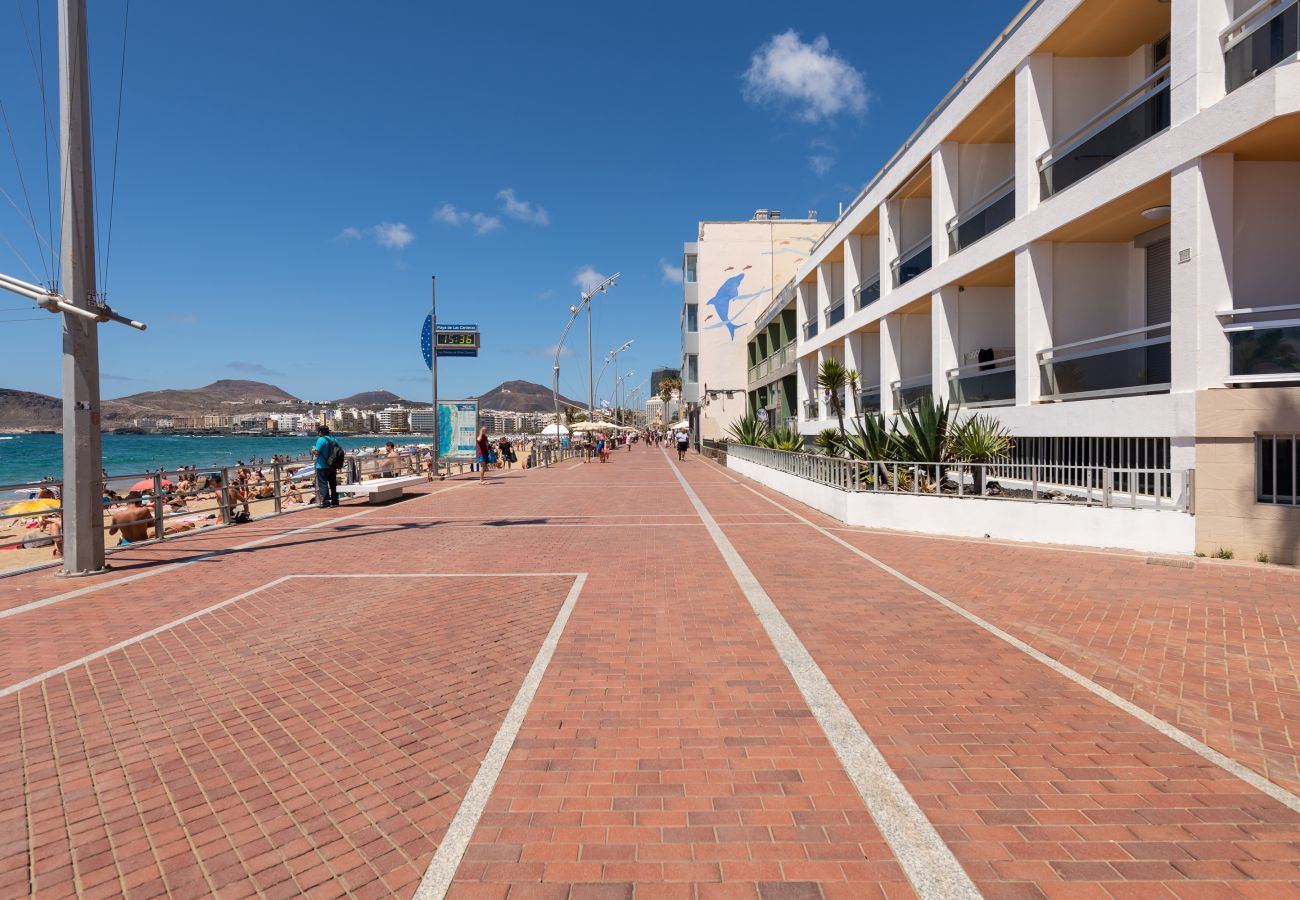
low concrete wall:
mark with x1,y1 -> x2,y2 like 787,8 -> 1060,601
728,454 -> 1195,555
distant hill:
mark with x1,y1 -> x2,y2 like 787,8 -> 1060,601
0,388 -> 62,430
474,380 -> 583,413
333,390 -> 412,408
104,379 -> 301,421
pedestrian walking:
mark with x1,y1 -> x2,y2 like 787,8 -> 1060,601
476,427 -> 491,484
312,424 -> 344,508
675,427 -> 689,461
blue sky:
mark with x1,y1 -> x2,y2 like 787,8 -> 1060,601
0,0 -> 1023,406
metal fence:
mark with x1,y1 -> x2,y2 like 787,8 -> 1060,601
727,442 -> 1189,511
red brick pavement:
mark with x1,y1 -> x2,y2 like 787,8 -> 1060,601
1,447 -> 1298,899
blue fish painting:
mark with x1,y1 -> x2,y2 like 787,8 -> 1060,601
705,273 -> 767,340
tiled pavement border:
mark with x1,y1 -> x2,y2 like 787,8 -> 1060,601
707,458 -> 1300,817
664,451 -> 983,900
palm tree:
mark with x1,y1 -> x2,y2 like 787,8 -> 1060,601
817,359 -> 849,442
846,369 -> 860,419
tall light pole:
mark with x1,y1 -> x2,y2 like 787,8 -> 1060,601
594,339 -> 633,410
552,303 -> 582,456
577,273 -> 619,420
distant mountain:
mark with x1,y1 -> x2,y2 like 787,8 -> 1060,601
333,390 -> 412,408
104,379 -> 301,421
0,388 -> 62,430
474,380 -> 583,413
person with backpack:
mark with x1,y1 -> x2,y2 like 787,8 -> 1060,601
312,424 -> 345,508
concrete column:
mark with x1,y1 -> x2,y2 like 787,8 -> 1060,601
881,314 -> 903,416
796,281 -> 816,343
843,333 -> 861,417
1015,53 -> 1053,216
932,142 -> 959,266
1171,153 -> 1233,392
1172,0 -> 1231,125
879,200 -> 897,299
1014,241 -> 1054,404
843,234 -> 864,298
931,287 -> 960,404
816,263 -> 833,325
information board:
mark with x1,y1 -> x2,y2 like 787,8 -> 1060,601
422,317 -> 480,364
438,400 -> 479,459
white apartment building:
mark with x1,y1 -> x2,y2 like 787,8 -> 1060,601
742,0 -> 1300,561
681,212 -> 831,444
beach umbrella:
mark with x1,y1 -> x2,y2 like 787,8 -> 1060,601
540,424 -> 568,436
292,466 -> 315,479
4,498 -> 60,516
569,421 -> 603,432
129,477 -> 173,494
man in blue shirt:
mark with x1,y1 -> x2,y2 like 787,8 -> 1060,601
311,424 -> 342,508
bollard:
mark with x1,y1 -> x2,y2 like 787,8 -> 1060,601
218,467 -> 233,525
272,463 -> 283,515
152,473 -> 166,541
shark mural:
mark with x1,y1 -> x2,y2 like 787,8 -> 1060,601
702,271 -> 768,340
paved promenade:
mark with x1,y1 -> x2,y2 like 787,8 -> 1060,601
1,448 -> 1297,899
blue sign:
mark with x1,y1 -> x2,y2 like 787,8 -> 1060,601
422,316 -> 480,367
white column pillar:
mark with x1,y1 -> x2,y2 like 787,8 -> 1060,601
843,333 -> 861,417
931,287 -> 960,404
796,281 -> 815,345
1015,53 -> 1053,216
879,200 -> 898,300
881,314 -> 903,416
1171,153 -> 1233,393
843,234 -> 864,300
1014,241 -> 1053,405
1172,0 -> 1230,125
932,142 -> 959,266
816,263 -> 832,329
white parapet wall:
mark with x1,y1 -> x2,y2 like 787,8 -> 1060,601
728,453 -> 1196,556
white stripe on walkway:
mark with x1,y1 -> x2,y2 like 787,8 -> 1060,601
664,451 -> 981,900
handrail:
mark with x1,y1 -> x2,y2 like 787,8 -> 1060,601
1221,315 -> 1300,333
1037,322 -> 1170,359
1039,65 -> 1171,169
891,374 -> 932,389
947,355 -> 1015,377
947,175 -> 1015,230
1217,303 -> 1300,317
891,235 -> 933,268
855,274 -> 881,294
1222,0 -> 1297,49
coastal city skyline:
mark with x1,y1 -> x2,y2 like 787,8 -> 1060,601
0,0 -> 1023,403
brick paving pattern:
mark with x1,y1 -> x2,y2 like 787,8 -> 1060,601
0,451 -> 1297,899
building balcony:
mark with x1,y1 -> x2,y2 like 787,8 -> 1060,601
948,177 -> 1015,255
1039,66 -> 1171,199
1224,0 -> 1299,93
948,355 -> 1016,408
1219,303 -> 1300,383
747,340 -> 797,386
854,276 -> 881,311
803,399 -> 820,420
857,386 -> 882,415
891,237 -> 932,288
891,375 -> 932,411
825,298 -> 846,329
1038,323 -> 1171,402
804,319 -> 819,340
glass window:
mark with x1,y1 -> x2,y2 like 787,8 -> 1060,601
1258,434 -> 1298,505
686,354 -> 698,383
684,255 -> 697,284
685,304 -> 698,332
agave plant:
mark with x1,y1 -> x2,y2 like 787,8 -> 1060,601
725,413 -> 768,446
765,428 -> 807,452
814,427 -> 841,456
841,413 -> 900,461
949,413 -> 1014,494
895,396 -> 956,463
817,358 -> 848,440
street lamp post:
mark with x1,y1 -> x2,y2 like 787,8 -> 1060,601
576,273 -> 620,421
594,340 -> 633,413
551,303 -> 582,464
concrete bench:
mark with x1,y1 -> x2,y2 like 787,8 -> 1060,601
337,474 -> 427,505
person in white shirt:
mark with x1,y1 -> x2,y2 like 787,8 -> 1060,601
675,429 -> 689,461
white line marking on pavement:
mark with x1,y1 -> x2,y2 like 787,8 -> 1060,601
720,467 -> 1300,815
663,451 -> 981,900
412,573 -> 587,900
0,483 -> 470,622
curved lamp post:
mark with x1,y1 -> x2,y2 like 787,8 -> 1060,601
594,339 -> 633,412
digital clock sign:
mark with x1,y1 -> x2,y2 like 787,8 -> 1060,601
436,332 -> 479,348
422,318 -> 481,363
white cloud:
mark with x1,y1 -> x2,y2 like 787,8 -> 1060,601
497,188 -> 550,226
540,342 -> 575,359
372,222 -> 415,249
659,258 -> 683,284
336,223 -> 415,250
431,203 -> 502,236
743,30 -> 868,122
573,265 -> 607,293
809,154 -> 834,175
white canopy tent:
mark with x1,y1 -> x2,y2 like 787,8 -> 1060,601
540,424 -> 569,436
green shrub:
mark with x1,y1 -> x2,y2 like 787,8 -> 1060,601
1256,551 -> 1270,564
1213,547 -> 1234,560
725,414 -> 767,446
814,428 -> 841,456
765,429 -> 807,452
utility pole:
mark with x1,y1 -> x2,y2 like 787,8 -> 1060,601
431,276 -> 439,479
586,303 -> 594,423
59,0 -> 105,576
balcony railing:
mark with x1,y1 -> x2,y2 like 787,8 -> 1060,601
891,236 -> 932,288
825,298 -> 846,328
804,319 -> 819,340
1038,65 -> 1171,199
854,275 -> 881,310
948,177 -> 1015,254
1038,322 -> 1171,401
748,340 -> 798,385
857,386 -> 882,415
803,399 -> 820,420
890,375 -> 932,411
1223,0 -> 1299,92
947,356 -> 1016,407
1218,303 -> 1300,383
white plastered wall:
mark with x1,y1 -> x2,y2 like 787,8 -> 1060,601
1233,161 -> 1300,308
957,144 -> 1015,212
957,287 -> 1015,363
1052,243 -> 1142,345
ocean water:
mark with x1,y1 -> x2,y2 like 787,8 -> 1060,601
0,433 -> 418,487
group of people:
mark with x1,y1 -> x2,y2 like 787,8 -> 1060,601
473,428 -> 518,483
643,428 -> 691,460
